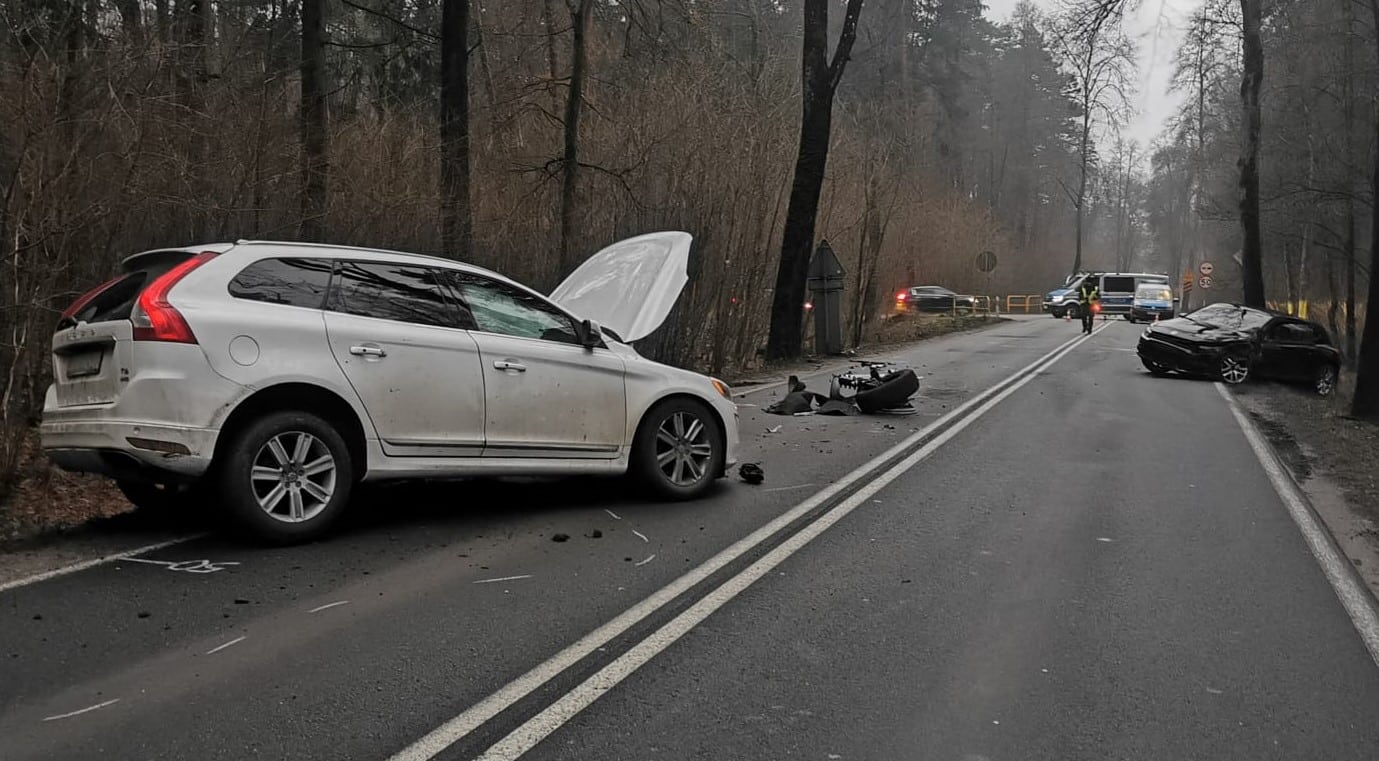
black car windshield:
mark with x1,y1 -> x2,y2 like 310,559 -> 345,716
1186,304 -> 1271,331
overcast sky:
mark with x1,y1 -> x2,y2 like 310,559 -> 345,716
984,0 -> 1200,158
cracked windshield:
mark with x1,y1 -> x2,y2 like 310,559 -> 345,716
4,0 -> 1379,759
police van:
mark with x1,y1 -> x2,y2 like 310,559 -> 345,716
1043,272 -> 1171,319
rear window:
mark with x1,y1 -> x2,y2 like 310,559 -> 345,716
229,258 -> 333,308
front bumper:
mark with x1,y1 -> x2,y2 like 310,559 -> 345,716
41,418 -> 218,482
1131,307 -> 1175,321
1136,335 -> 1222,373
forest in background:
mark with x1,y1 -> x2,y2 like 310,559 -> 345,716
2,0 -> 1378,506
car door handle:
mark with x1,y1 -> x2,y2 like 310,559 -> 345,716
349,344 -> 387,358
493,360 -> 527,372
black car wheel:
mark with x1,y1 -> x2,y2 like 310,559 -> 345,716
632,398 -> 724,500
1140,357 -> 1170,376
1218,352 -> 1252,385
1314,365 -> 1338,397
116,480 -> 203,514
219,411 -> 354,544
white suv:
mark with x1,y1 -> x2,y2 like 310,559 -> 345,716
41,232 -> 739,542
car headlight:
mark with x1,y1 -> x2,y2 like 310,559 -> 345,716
711,378 -> 732,400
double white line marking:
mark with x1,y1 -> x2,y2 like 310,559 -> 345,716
391,324 -> 1110,761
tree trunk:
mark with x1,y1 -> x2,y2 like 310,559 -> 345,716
299,0 -> 327,241
765,0 -> 865,360
557,0 -> 592,277
1073,107 -> 1090,275
1353,0 -> 1379,420
440,0 -> 474,260
1237,0 -> 1265,308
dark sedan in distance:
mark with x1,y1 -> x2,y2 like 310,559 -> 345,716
897,286 -> 977,314
1136,303 -> 1341,395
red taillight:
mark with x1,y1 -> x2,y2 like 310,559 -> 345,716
61,275 -> 125,322
896,291 -> 907,302
132,252 -> 218,343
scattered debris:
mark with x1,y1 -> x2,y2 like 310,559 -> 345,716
233,598 -> 250,605
766,425 -> 783,434
137,611 -> 150,619
552,533 -> 570,543
764,361 -> 921,417
739,463 -> 765,484
587,529 -> 603,539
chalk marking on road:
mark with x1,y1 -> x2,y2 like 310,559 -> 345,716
603,509 -> 622,521
473,575 -> 533,585
631,530 -> 650,544
205,636 -> 247,655
634,555 -> 656,567
1217,383 -> 1379,668
763,484 -> 815,493
121,557 -> 239,574
0,534 -> 207,595
308,600 -> 352,613
42,698 -> 119,722
386,323 -> 1108,761
1095,537 -> 1114,543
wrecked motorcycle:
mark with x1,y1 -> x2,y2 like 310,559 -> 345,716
829,361 -> 920,415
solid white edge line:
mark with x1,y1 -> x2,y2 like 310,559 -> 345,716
41,698 -> 120,722
0,534 -> 207,595
474,322 -> 1102,760
1215,382 -> 1379,667
386,323 -> 1108,761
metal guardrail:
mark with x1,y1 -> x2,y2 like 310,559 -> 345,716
1004,295 -> 1043,314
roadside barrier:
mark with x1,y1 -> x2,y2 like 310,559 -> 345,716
1004,295 -> 1043,314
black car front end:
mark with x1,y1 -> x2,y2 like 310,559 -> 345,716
1136,321 -> 1252,376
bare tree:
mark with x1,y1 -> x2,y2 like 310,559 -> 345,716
1055,0 -> 1135,276
1354,0 -> 1379,420
1237,0 -> 1265,308
558,0 -> 593,277
440,0 -> 474,260
300,0 -> 328,241
765,0 -> 866,360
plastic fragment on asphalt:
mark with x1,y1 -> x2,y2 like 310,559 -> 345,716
552,534 -> 570,543
738,463 -> 765,484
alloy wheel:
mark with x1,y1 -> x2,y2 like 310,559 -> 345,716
250,431 -> 337,523
654,411 -> 713,487
1316,366 -> 1337,396
1220,355 -> 1250,385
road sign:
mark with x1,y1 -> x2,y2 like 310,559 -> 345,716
1199,261 -> 1215,276
976,251 -> 998,274
1198,275 -> 1213,290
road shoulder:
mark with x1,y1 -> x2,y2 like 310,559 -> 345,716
1231,381 -> 1379,600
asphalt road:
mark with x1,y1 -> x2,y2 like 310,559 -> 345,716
3,316 -> 1378,761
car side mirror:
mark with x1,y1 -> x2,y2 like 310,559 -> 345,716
579,319 -> 603,350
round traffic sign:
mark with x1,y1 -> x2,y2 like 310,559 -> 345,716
1199,261 -> 1215,276
1198,275 -> 1213,290
976,251 -> 998,274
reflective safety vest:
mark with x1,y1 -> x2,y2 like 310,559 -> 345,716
1080,285 -> 1100,304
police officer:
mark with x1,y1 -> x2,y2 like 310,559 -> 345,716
1078,278 -> 1100,335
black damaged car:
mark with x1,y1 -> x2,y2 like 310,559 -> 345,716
1136,303 -> 1341,395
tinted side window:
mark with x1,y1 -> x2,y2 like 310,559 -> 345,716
229,258 -> 333,308
1102,276 -> 1135,293
328,262 -> 463,328
1313,325 -> 1333,345
1272,323 -> 1314,343
449,273 -> 581,345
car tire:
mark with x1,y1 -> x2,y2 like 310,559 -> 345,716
1064,303 -> 1081,320
1140,357 -> 1170,376
218,411 -> 354,544
855,369 -> 921,413
632,398 -> 725,501
116,480 -> 202,514
1314,364 -> 1339,397
1217,351 -> 1252,385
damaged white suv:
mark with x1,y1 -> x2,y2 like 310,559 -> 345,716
41,232 -> 739,543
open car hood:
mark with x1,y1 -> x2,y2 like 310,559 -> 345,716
550,231 -> 691,342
